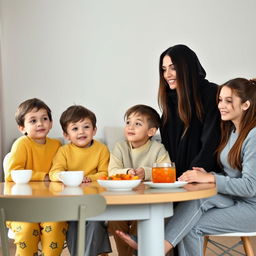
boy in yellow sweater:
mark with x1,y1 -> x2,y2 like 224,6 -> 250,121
49,105 -> 109,182
108,104 -> 171,256
5,98 -> 67,256
49,105 -> 111,256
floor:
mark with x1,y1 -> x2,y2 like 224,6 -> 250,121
1,236 -> 256,255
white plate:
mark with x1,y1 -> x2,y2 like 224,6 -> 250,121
97,179 -> 141,191
144,181 -> 188,189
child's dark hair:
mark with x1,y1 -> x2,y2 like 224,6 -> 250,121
15,98 -> 52,127
60,105 -> 97,133
124,104 -> 161,129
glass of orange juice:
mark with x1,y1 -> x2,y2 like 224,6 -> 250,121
152,162 -> 176,183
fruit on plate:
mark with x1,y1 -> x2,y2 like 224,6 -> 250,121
99,174 -> 139,180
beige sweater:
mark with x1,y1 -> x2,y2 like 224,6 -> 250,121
108,139 -> 171,180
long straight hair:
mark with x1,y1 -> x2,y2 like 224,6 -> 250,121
216,78 -> 256,170
158,45 -> 206,134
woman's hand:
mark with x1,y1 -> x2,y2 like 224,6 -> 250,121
178,167 -> 215,183
44,174 -> 50,182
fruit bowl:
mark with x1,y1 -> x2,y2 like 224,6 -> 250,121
97,179 -> 141,191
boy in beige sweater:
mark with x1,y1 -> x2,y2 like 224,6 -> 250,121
108,104 -> 171,256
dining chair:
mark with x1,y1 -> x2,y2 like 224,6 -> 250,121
2,152 -> 11,179
204,233 -> 256,256
0,195 -> 106,256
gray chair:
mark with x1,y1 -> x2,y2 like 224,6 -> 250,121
2,152 -> 11,180
0,195 -> 106,256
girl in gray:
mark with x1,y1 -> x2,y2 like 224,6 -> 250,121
117,77 -> 256,255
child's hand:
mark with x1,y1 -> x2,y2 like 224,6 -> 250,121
83,176 -> 92,183
127,169 -> 136,176
44,174 -> 50,182
134,168 -> 145,180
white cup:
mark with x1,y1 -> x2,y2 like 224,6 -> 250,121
11,170 -> 32,184
58,171 -> 84,187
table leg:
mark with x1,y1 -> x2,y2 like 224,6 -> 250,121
137,203 -> 172,256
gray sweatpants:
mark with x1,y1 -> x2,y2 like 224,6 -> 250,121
165,194 -> 256,256
67,221 -> 112,256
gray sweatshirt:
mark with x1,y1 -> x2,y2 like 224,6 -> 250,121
215,127 -> 256,203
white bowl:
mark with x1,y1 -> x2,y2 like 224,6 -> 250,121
97,179 -> 141,191
58,171 -> 84,187
11,170 -> 32,184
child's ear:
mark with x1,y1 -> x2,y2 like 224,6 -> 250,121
93,127 -> 97,136
63,132 -> 70,141
18,126 -> 26,135
147,127 -> 157,137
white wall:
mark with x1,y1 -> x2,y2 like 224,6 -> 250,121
0,0 -> 256,154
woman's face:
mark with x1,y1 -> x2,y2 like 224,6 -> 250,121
218,86 -> 249,130
162,55 -> 177,90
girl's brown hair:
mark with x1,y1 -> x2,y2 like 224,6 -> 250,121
158,45 -> 206,134
216,78 -> 256,170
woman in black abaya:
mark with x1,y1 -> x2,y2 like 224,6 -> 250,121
159,45 -> 220,256
159,44 -> 220,178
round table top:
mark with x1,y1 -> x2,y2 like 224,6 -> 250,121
0,181 -> 216,205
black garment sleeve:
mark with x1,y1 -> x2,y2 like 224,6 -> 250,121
189,85 -> 221,172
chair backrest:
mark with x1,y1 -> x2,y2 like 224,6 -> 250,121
0,195 -> 106,256
104,126 -> 125,151
103,126 -> 162,151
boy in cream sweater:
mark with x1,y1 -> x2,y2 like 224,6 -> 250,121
108,104 -> 171,256
49,105 -> 111,256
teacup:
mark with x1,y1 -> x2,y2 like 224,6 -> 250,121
58,171 -> 84,187
11,170 -> 32,184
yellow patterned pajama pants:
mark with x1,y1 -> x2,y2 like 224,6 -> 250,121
9,221 -> 68,256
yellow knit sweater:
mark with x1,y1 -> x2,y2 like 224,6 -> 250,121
5,136 -> 61,181
49,140 -> 109,181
